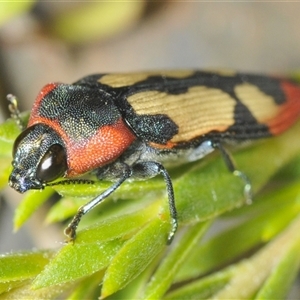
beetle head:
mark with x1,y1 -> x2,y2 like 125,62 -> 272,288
9,124 -> 67,193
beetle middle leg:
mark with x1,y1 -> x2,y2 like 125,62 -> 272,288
131,161 -> 177,244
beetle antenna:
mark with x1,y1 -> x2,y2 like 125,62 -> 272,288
46,179 -> 95,187
7,94 -> 25,131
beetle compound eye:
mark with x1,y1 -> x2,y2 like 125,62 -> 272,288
36,144 -> 67,182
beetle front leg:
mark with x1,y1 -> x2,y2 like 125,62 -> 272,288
65,164 -> 132,242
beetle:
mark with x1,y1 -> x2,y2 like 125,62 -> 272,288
8,70 -> 300,243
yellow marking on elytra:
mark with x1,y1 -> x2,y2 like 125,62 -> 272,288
127,86 -> 236,143
235,83 -> 280,122
98,71 -> 194,88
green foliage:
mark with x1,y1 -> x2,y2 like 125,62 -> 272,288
0,2 -> 36,27
1,115 -> 300,299
49,2 -> 145,44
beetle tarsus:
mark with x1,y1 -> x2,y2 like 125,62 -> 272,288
64,209 -> 85,242
167,217 -> 178,244
213,141 -> 253,204
233,170 -> 253,204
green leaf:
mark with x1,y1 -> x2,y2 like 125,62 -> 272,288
175,181 -> 300,282
0,281 -> 69,300
254,238 -> 300,299
0,251 -> 52,282
166,213 -> 300,299
0,113 -> 29,189
142,221 -> 211,299
32,239 -> 123,289
211,214 -> 300,299
0,118 -> 21,189
0,165 -> 11,190
0,251 -> 54,298
14,188 -> 55,230
77,200 -> 160,243
164,270 -> 233,300
101,218 -> 169,298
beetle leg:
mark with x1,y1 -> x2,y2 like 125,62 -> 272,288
64,164 -> 132,241
131,161 -> 177,244
213,142 -> 253,204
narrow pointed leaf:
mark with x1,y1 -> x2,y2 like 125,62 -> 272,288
32,239 -> 123,289
0,251 -> 52,282
164,271 -> 233,300
254,233 -> 300,299
212,214 -> 300,299
0,280 -> 69,300
77,200 -> 160,243
143,221 -> 211,299
101,218 -> 169,298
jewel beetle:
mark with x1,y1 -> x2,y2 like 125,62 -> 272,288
8,70 -> 300,243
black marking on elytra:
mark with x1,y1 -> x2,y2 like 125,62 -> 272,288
127,114 -> 178,144
226,102 -> 272,140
